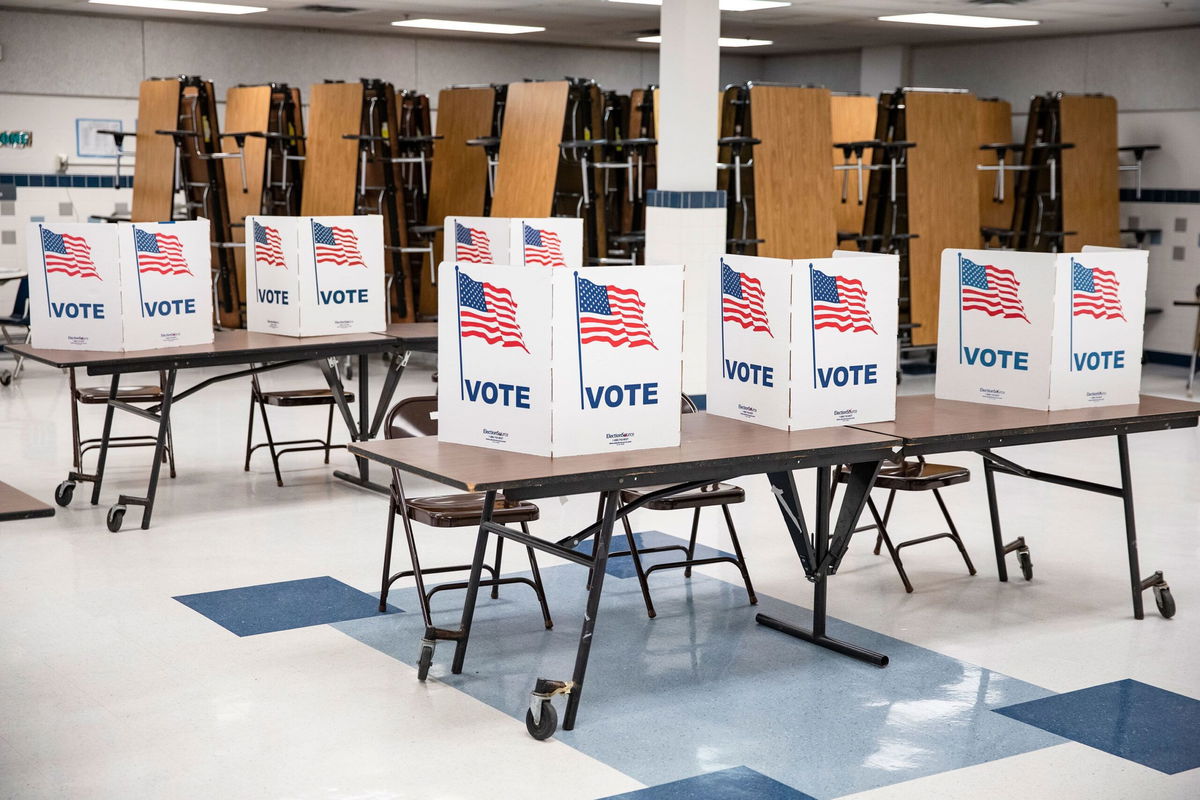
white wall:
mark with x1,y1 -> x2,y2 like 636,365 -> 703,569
759,50 -> 860,93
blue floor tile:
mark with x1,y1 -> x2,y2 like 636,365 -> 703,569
333,565 -> 1063,797
574,530 -> 734,579
599,765 -> 814,800
175,576 -> 399,637
995,679 -> 1200,774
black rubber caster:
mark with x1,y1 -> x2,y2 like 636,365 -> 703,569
525,700 -> 557,741
416,642 -> 434,682
106,505 -> 126,533
1017,549 -> 1033,581
1154,585 -> 1176,619
0,370 -> 11,387
54,480 -> 76,507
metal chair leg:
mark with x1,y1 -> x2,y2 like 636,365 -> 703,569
255,394 -> 284,487
243,386 -> 256,472
491,534 -> 504,600
873,490 -> 897,556
866,496 -> 914,593
683,507 -> 701,578
165,418 -> 177,479
324,403 -> 334,464
621,513 -> 657,619
932,488 -> 976,576
720,504 -> 758,605
521,522 -> 554,630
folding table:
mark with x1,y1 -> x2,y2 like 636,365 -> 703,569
850,394 -> 1200,620
350,412 -> 901,738
10,330 -> 405,531
0,481 -> 55,522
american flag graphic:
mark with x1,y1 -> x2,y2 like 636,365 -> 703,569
134,228 -> 192,276
720,259 -> 771,336
523,224 -> 565,268
577,276 -> 656,349
455,222 -> 493,264
312,221 -> 366,268
812,268 -> 875,333
1072,260 -> 1125,320
41,227 -> 101,280
960,257 -> 1029,322
458,271 -> 528,352
253,220 -> 287,268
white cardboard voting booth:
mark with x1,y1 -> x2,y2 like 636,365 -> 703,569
438,262 -> 684,457
934,248 -> 1148,410
708,253 -> 899,430
444,216 -> 509,266
117,220 -> 215,351
246,215 -> 386,337
26,222 -> 125,351
508,218 -> 583,269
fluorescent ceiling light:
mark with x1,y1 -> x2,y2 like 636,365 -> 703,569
637,35 -> 773,47
391,18 -> 544,35
878,12 -> 1038,28
87,0 -> 266,14
611,0 -> 791,10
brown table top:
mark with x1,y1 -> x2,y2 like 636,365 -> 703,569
8,329 -> 403,374
0,481 -> 55,522
850,394 -> 1200,454
385,322 -> 438,351
349,412 -> 900,499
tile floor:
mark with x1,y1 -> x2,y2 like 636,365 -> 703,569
1,356 -> 1198,799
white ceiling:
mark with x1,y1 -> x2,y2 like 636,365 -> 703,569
5,0 -> 1200,55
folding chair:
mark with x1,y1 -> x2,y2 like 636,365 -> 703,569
0,276 -> 30,386
836,456 -> 978,593
600,395 -> 757,619
243,371 -> 352,487
378,395 -> 553,680
56,368 -> 176,506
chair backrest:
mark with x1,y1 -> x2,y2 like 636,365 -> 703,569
8,277 -> 30,324
385,395 -> 438,440
681,393 -> 698,414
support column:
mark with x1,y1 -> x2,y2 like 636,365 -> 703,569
644,0 -> 725,396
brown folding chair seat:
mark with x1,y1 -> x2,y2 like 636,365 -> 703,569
243,373 -> 353,486
379,395 -> 553,680
69,368 -> 176,483
601,395 -> 757,619
836,456 -> 976,593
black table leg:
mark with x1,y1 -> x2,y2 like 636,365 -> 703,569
368,350 -> 408,439
1117,434 -> 1146,620
980,450 -> 1010,582
562,488 -> 619,731
757,463 -> 889,666
452,490 -> 497,674
89,374 -> 122,505
331,352 -> 398,495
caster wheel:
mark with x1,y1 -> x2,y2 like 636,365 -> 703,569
1017,549 -> 1033,582
54,480 -> 76,507
1154,585 -> 1175,619
416,643 -> 434,682
0,371 -> 11,386
106,505 -> 126,533
525,700 -> 557,741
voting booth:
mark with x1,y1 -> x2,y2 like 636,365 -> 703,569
444,216 -> 509,266
117,221 -> 215,350
245,215 -> 386,337
26,222 -> 125,352
935,248 -> 1148,410
26,220 -> 214,352
708,252 -> 899,430
508,218 -> 583,269
437,262 -> 684,457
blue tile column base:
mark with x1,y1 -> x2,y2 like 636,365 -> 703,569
646,189 -> 726,209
